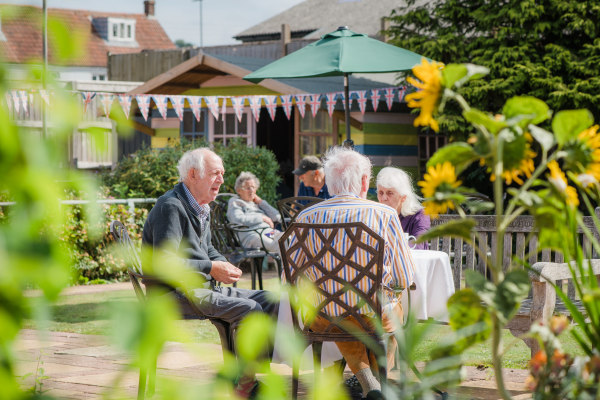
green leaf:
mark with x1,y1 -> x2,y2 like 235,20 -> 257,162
502,96 -> 550,127
495,270 -> 530,323
552,109 -> 594,146
442,64 -> 468,88
236,313 -> 275,361
447,289 -> 491,338
528,124 -> 555,152
465,270 -> 496,306
426,143 -> 478,175
418,218 -> 475,245
463,109 -> 507,135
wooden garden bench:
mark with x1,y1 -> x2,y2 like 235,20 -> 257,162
429,210 -> 600,356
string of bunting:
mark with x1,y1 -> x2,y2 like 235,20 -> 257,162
4,86 -> 410,123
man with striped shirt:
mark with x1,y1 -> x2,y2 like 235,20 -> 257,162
287,146 -> 416,400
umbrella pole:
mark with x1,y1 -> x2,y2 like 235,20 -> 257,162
343,73 -> 354,149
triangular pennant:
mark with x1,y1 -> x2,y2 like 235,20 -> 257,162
100,93 -> 114,117
309,94 -> 321,118
153,95 -> 168,120
370,90 -> 380,113
397,86 -> 407,103
221,97 -> 227,119
118,94 -> 132,119
80,91 -> 96,114
19,90 -> 28,115
39,90 -> 50,106
281,95 -> 294,120
356,90 -> 368,115
135,94 -> 151,121
170,95 -> 185,121
295,95 -> 307,118
325,93 -> 337,117
11,91 -> 20,114
231,96 -> 246,123
265,95 -> 278,121
205,96 -> 220,120
248,96 -> 262,123
187,96 -> 203,122
384,88 -> 395,111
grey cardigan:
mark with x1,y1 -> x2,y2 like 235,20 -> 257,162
142,182 -> 226,285
226,195 -> 281,247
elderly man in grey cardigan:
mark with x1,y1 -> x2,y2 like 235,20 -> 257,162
227,171 -> 283,255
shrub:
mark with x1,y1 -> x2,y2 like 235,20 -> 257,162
103,138 -> 282,205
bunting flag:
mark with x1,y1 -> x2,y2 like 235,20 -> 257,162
39,90 -> 50,106
187,96 -> 203,122
19,90 -> 28,115
248,96 -> 262,122
231,96 -> 245,122
80,92 -> 96,114
309,94 -> 321,118
397,86 -> 407,103
11,91 -> 20,114
205,96 -> 220,120
118,94 -> 132,119
264,95 -> 278,121
325,93 -> 337,117
170,95 -> 185,121
100,93 -> 114,117
5,92 -> 12,113
220,96 -> 227,119
135,95 -> 151,121
356,90 -> 368,115
153,95 -> 169,120
370,89 -> 380,113
281,94 -> 294,120
295,95 -> 307,118
384,88 -> 395,111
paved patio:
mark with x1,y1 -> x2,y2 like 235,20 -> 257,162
16,281 -> 534,399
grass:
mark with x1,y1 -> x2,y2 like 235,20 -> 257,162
23,271 -> 587,370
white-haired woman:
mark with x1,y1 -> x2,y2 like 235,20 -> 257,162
227,171 -> 282,254
376,167 -> 430,250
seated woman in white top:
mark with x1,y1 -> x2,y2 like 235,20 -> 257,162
227,171 -> 283,254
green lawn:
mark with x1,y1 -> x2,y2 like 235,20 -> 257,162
23,274 -> 586,370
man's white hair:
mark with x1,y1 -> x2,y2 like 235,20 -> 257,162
177,148 -> 216,182
376,167 -> 424,216
323,146 -> 372,196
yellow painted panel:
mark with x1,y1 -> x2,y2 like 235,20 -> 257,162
155,128 -> 179,138
151,136 -> 180,148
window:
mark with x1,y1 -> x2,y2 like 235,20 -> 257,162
298,110 -> 334,158
107,18 -> 136,42
181,110 -> 207,140
211,110 -> 251,146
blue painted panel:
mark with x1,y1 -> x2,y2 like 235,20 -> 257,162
354,145 -> 418,156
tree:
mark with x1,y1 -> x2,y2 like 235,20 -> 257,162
175,38 -> 194,48
387,0 -> 600,140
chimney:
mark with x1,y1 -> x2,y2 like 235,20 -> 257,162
144,0 -> 155,17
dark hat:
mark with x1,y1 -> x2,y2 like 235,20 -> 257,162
293,156 -> 323,175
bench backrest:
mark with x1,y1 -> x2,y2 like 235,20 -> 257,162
429,211 -> 600,293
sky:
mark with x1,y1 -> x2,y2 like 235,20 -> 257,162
6,0 -> 305,46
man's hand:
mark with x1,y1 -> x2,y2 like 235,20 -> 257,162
210,261 -> 242,284
262,215 -> 274,228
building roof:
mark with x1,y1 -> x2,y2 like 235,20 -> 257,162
234,0 -> 405,42
0,4 -> 175,67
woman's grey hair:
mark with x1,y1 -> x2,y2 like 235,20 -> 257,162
177,148 -> 215,182
235,171 -> 260,190
323,146 -> 372,196
376,167 -> 424,216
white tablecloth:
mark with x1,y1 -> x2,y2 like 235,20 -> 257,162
272,249 -> 455,368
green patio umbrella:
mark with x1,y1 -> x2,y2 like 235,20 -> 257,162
243,26 -> 426,147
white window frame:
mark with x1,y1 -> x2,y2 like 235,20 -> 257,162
107,17 -> 136,42
208,108 -> 255,146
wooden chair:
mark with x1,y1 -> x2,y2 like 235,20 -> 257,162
209,200 -> 281,289
110,221 -> 234,400
278,222 -> 389,399
276,196 -> 325,230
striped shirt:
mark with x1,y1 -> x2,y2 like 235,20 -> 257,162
182,183 -> 210,230
285,194 -> 416,317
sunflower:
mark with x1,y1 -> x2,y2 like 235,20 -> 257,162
418,162 -> 462,218
575,125 -> 600,184
547,160 -> 579,207
489,133 -> 536,185
405,58 -> 444,132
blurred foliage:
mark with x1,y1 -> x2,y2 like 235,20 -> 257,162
103,138 -> 282,205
